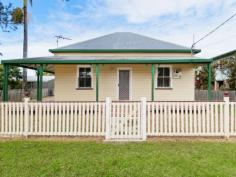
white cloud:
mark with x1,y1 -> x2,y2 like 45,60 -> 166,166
105,0 -> 230,23
1,0 -> 236,64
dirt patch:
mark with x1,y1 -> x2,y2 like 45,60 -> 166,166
0,136 -> 104,142
148,136 -> 236,143
1,136 -> 236,143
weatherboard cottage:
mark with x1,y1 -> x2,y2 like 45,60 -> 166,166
1,32 -> 212,102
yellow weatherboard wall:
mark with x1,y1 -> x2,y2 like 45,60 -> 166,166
54,62 -> 195,101
155,64 -> 195,101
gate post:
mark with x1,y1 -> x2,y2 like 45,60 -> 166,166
224,93 -> 230,139
105,97 -> 111,140
24,97 -> 30,137
141,97 -> 147,141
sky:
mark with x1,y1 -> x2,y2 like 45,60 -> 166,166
0,0 -> 236,61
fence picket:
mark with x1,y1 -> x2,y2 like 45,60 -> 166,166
189,103 -> 193,134
1,103 -> 4,133
180,102 -> 184,133
202,103 -> 206,134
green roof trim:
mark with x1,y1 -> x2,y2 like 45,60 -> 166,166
1,58 -> 212,65
49,49 -> 201,54
213,49 -> 236,61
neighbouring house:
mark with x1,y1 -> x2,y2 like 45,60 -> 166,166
214,69 -> 228,90
27,75 -> 54,89
27,75 -> 55,96
213,49 -> 236,90
1,32 -> 213,102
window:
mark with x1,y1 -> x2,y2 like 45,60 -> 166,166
78,67 -> 92,88
157,67 -> 171,88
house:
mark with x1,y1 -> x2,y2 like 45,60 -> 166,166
214,69 -> 228,90
26,75 -> 55,96
1,32 -> 213,102
26,75 -> 55,98
27,75 -> 54,90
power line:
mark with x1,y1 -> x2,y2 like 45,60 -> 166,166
201,33 -> 236,48
192,11 -> 236,49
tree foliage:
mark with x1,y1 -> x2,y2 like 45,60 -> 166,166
196,55 -> 236,90
0,65 -> 22,90
195,65 -> 215,90
0,2 -> 24,55
213,56 -> 236,90
0,2 -> 22,31
11,7 -> 23,24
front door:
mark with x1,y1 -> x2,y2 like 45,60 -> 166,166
119,70 -> 130,100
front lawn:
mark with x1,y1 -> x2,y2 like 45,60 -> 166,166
1,139 -> 236,177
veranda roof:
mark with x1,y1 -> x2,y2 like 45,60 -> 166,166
1,56 -> 212,73
2,56 -> 212,64
213,49 -> 236,61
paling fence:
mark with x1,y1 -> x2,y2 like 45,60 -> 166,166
195,90 -> 236,101
0,89 -> 51,101
0,97 -> 236,140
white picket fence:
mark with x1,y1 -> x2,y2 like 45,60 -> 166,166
0,97 -> 236,140
0,99 -> 106,136
147,102 -> 226,136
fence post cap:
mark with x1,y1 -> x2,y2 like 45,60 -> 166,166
224,96 -> 230,103
141,97 -> 147,101
23,97 -> 30,102
106,97 -> 112,101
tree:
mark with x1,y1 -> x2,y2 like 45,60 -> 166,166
21,0 -> 67,95
21,0 -> 33,96
0,65 -> 22,90
0,2 -> 16,31
213,56 -> 236,90
1,0 -> 68,91
195,65 -> 215,90
0,2 -> 22,91
0,2 -> 22,55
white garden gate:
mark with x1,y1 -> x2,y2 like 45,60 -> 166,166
105,98 -> 147,141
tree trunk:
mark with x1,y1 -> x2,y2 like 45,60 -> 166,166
22,0 -> 28,97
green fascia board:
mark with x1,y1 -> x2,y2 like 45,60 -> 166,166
49,49 -> 201,54
1,64 -> 54,74
213,49 -> 236,61
2,58 -> 212,65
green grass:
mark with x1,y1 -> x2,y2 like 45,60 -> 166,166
1,140 -> 236,177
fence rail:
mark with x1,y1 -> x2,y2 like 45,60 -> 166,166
0,97 -> 235,140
